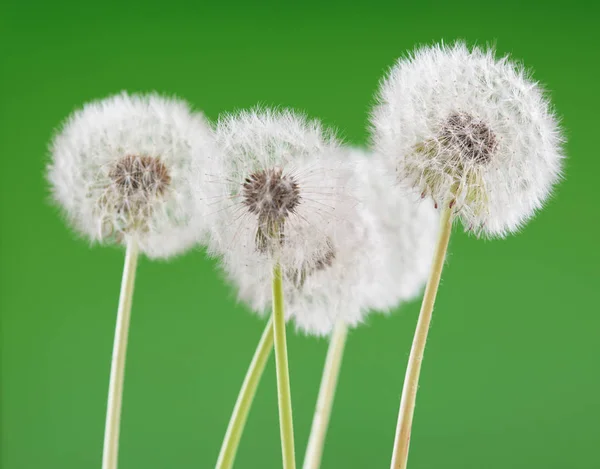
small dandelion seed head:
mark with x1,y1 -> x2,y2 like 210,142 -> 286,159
371,41 -> 565,238
48,92 -> 219,258
207,107 -> 345,263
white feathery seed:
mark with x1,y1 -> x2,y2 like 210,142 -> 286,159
48,92 -> 218,258
371,42 -> 564,237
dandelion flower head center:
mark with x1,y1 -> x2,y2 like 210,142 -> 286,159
104,154 -> 172,234
411,112 -> 499,212
242,167 -> 301,223
439,112 -> 497,164
109,154 -> 171,197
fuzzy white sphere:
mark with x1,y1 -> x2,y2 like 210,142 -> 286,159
48,92 -> 218,258
208,109 -> 359,335
353,152 -> 438,314
371,42 -> 564,237
209,112 -> 436,334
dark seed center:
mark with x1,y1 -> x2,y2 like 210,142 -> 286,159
242,167 -> 300,221
109,155 -> 171,196
440,112 -> 497,164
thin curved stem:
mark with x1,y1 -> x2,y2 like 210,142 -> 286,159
215,318 -> 274,469
272,262 -> 296,469
303,321 -> 348,469
102,239 -> 139,469
390,206 -> 453,469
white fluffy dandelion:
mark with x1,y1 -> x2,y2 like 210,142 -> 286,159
48,92 -> 218,469
371,42 -> 564,237
370,43 -> 565,469
49,92 -> 217,258
208,108 -> 351,275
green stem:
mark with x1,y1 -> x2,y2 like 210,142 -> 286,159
390,206 -> 453,469
102,238 -> 139,469
302,321 -> 348,469
272,262 -> 296,469
215,319 -> 274,469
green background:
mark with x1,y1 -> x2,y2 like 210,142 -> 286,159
1,1 -> 599,468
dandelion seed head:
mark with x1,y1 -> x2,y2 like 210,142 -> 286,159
48,92 -> 218,258
242,167 -> 301,220
207,107 -> 346,266
371,42 -> 565,237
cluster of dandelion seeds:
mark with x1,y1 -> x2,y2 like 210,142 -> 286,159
371,42 -> 564,237
48,92 -> 219,258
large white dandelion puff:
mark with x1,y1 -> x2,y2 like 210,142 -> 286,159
371,42 -> 565,237
48,92 -> 218,258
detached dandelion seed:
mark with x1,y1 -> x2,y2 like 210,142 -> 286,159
371,42 -> 564,469
48,92 -> 218,469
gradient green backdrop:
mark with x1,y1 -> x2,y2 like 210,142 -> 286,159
1,1 -> 598,468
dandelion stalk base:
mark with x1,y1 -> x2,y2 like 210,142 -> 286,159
215,318 -> 274,469
390,206 -> 453,469
272,262 -> 296,469
102,239 -> 139,469
303,321 -> 348,469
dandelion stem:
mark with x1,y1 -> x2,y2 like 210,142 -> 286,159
272,261 -> 296,469
390,206 -> 453,469
215,318 -> 274,469
102,238 -> 139,469
303,321 -> 348,469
